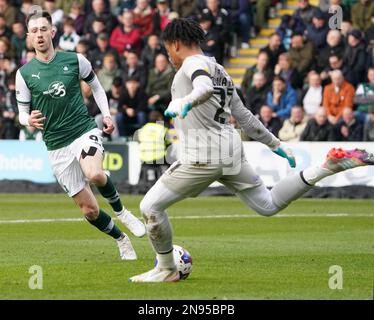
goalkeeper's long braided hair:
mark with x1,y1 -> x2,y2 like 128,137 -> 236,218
162,18 -> 206,47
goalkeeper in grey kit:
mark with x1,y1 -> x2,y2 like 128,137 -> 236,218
130,18 -> 374,282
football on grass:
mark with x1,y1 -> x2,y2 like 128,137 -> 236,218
155,244 -> 193,280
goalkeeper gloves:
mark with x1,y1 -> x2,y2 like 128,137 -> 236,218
164,98 -> 193,119
272,143 -> 296,168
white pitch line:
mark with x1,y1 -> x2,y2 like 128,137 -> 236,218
0,213 -> 373,224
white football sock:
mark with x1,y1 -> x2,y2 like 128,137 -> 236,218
302,166 -> 333,185
156,250 -> 176,269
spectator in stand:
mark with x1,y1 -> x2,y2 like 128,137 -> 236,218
0,36 -> 13,60
89,32 -> 120,71
266,76 -> 298,119
106,77 -> 123,114
254,0 -> 271,36
320,54 -> 344,86
218,0 -> 253,46
102,76 -> 123,139
84,0 -> 117,35
342,29 -> 367,87
132,0 -> 155,38
117,0 -> 137,13
292,0 -> 317,34
68,1 -> 86,36
241,51 -> 273,95
44,0 -> 65,28
117,77 -> 148,136
0,73 -> 18,139
76,39 -> 90,58
85,17 -> 107,49
288,32 -> 315,78
274,52 -> 303,90
83,0 -> 111,13
354,67 -> 374,120
56,0 -> 84,16
201,0 -> 231,43
363,104 -> 374,140
245,72 -> 269,116
11,21 -> 26,65
146,53 -> 174,112
0,14 -> 12,39
121,50 -> 148,88
199,12 -> 222,64
17,0 -> 33,25
276,14 -> 295,50
298,71 -> 323,117
334,107 -> 364,141
278,105 -> 308,142
172,0 -> 198,18
351,0 -> 374,31
140,33 -> 166,69
305,8 -> 329,51
153,0 -> 173,36
0,0 -> 18,28
316,29 -> 345,73
58,17 -> 80,52
300,107 -> 335,141
323,70 -> 355,124
340,19 -> 353,45
110,10 -> 142,56
24,49 -> 35,64
201,0 -> 230,51
0,57 -> 16,92
97,53 -> 121,92
257,105 -> 282,138
365,12 -> 374,44
262,33 -> 287,69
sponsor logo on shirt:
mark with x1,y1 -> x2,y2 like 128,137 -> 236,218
43,81 -> 66,98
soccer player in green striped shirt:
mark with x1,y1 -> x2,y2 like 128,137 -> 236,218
16,10 -> 146,260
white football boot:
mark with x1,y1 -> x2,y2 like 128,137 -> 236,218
116,233 -> 137,260
129,267 -> 180,283
117,207 -> 146,237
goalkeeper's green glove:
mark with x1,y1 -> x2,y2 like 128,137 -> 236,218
164,98 -> 192,119
272,143 -> 296,168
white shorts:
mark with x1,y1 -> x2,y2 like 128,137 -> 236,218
48,128 -> 104,197
160,158 -> 262,197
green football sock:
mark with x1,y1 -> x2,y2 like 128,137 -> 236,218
86,209 -> 123,240
97,175 -> 123,213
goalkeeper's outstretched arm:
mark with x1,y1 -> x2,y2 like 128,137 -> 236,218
231,89 -> 296,167
231,88 -> 280,150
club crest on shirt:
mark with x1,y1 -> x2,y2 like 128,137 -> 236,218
62,65 -> 69,73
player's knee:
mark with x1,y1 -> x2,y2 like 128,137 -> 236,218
255,206 -> 280,217
140,197 -> 164,226
140,197 -> 154,219
81,204 -> 99,220
86,170 -> 106,185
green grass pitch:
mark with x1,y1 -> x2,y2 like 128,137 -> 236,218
0,194 -> 373,300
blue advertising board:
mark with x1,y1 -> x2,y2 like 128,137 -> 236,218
0,140 -> 55,183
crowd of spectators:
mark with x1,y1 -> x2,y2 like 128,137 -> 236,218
239,0 -> 374,142
0,0 -> 374,143
0,0 -> 261,140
